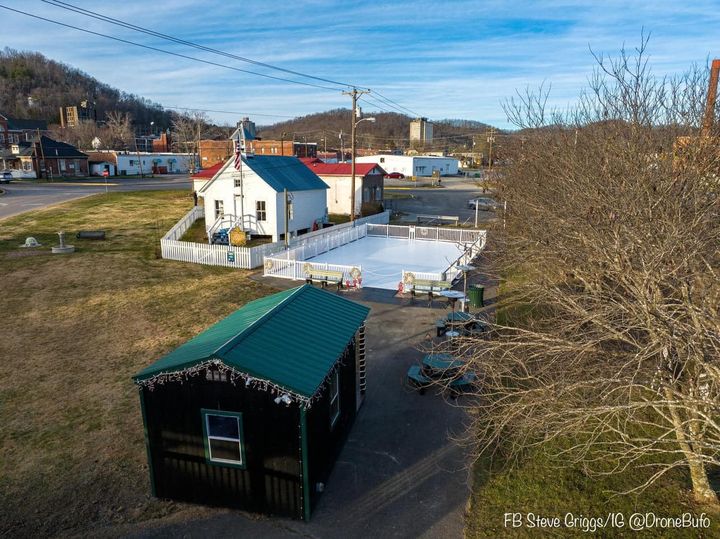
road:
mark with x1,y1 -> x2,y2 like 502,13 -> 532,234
0,176 -> 191,220
385,176 -> 499,226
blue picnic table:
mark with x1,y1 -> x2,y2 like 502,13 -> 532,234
446,311 -> 473,323
422,353 -> 465,372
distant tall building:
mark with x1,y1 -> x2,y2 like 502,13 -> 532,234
409,117 -> 433,143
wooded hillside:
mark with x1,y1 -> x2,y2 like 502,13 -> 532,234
0,49 -> 172,129
258,109 -> 498,152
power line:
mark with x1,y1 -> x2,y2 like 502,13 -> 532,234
164,105 -> 295,119
372,90 -> 421,117
2,4 -> 426,124
41,0 -> 359,91
0,4 -> 341,91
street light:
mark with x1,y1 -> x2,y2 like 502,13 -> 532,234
351,116 -> 375,222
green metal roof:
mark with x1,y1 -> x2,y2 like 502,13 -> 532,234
134,285 -> 369,399
243,155 -> 329,192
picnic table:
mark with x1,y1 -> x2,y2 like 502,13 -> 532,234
446,311 -> 473,323
422,353 -> 465,373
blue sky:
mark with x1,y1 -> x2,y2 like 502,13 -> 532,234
2,0 -> 720,128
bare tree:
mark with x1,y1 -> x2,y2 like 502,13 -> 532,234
105,111 -> 134,149
458,39 -> 720,505
171,111 -> 209,171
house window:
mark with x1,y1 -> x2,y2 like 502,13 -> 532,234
59,159 -> 66,172
363,187 -> 370,202
22,161 -> 32,171
129,159 -> 134,166
379,157 -> 385,163
256,200 -> 266,221
201,409 -> 245,467
214,200 -> 224,219
375,186 -> 382,200
329,370 -> 340,428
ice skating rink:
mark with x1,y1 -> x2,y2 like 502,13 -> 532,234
306,235 -> 464,290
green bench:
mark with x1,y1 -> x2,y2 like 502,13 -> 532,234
305,269 -> 344,291
411,279 -> 452,307
407,365 -> 432,394
449,371 -> 477,396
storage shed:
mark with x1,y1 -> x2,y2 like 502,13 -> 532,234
133,285 -> 369,520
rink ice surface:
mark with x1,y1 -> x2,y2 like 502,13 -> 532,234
305,235 -> 465,290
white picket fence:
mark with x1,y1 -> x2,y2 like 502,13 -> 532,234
160,206 -> 285,269
366,223 -> 483,244
263,255 -> 361,285
288,224 -> 368,261
160,207 -> 390,270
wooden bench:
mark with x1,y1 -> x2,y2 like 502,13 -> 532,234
305,270 -> 344,291
410,279 -> 452,307
407,365 -> 432,394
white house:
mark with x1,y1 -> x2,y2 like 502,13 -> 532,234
301,160 -> 386,215
199,155 -> 329,242
356,155 -> 459,177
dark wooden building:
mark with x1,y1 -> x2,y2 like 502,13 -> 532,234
133,285 -> 369,520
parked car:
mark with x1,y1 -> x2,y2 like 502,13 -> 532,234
468,197 -> 501,211
0,170 -> 13,184
384,172 -> 405,179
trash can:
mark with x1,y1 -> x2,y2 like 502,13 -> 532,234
468,284 -> 484,308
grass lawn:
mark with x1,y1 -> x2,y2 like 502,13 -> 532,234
466,448 -> 720,538
465,271 -> 720,537
328,213 -> 351,224
180,217 -> 273,247
0,191 -> 277,536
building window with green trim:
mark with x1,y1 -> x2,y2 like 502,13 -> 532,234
329,370 -> 340,428
201,409 -> 245,467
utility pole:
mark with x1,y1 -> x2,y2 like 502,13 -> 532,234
36,128 -> 47,180
342,87 -> 370,222
284,188 -> 290,248
486,127 -> 496,171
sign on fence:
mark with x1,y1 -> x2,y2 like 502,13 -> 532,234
227,251 -> 235,263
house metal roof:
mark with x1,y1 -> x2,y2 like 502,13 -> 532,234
243,155 -> 328,192
38,136 -> 88,159
6,118 -> 48,131
303,162 -> 385,176
192,162 -> 223,178
134,285 -> 370,399
198,155 -> 328,194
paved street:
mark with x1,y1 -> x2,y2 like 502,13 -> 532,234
0,176 -> 191,220
385,176 -> 499,226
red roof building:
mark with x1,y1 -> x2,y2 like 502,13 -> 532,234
301,160 -> 386,215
